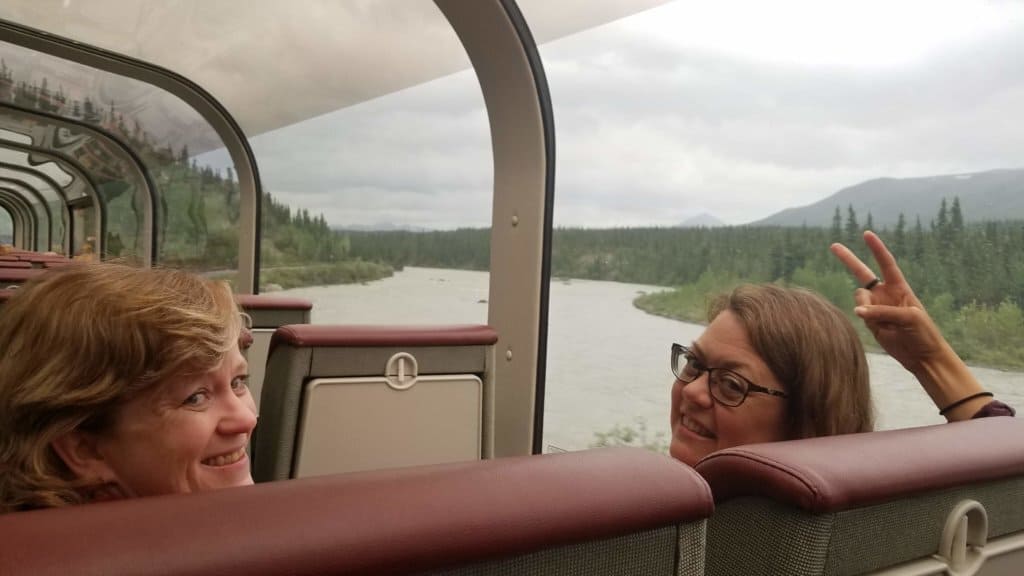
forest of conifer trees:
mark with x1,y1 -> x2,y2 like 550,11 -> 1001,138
344,198 -> 1024,369
3,62 -> 1021,366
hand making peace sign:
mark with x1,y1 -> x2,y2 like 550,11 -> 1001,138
830,231 -> 990,421
829,231 -> 947,374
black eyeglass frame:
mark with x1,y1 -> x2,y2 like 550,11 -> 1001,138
671,343 -> 789,407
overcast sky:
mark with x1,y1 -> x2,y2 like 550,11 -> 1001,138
225,0 -> 1024,229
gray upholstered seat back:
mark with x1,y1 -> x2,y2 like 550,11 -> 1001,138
696,417 -> 1024,576
252,323 -> 498,482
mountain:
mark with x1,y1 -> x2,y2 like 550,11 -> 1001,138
753,169 -> 1024,228
676,212 -> 726,228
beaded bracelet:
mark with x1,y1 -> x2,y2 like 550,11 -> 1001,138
938,391 -> 994,416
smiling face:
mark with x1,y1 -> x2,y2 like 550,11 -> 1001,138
89,343 -> 257,497
669,310 -> 790,466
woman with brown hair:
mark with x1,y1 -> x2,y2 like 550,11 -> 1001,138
0,263 -> 257,512
670,233 -> 1013,467
669,284 -> 873,466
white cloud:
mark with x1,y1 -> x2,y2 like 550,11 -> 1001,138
201,0 -> 1024,229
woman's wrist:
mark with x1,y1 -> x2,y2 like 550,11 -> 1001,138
910,344 -> 987,421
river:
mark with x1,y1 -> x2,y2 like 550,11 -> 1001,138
277,266 -> 1024,452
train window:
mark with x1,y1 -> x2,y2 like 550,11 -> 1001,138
0,38 -> 246,272
184,3 -> 494,306
0,1 -> 493,299
524,0 -> 1024,453
0,204 -> 11,245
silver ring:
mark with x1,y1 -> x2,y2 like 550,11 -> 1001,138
863,277 -> 881,290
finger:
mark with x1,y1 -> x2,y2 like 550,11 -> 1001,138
853,288 -> 874,307
863,231 -> 908,286
853,303 -> 924,328
829,242 -> 877,286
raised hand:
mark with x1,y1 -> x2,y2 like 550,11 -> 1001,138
829,231 -> 944,373
830,231 -> 987,421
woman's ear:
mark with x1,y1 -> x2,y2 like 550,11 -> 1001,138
50,430 -> 116,483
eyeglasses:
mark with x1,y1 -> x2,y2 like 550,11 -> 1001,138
671,343 -> 789,407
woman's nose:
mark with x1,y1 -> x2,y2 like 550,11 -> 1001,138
218,392 -> 258,435
680,373 -> 714,408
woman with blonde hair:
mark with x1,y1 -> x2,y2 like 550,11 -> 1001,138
0,263 -> 257,512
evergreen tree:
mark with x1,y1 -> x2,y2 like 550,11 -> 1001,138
936,198 -> 949,233
830,206 -> 842,243
894,213 -> 907,258
950,196 -> 964,232
912,216 -> 925,260
936,198 -> 952,253
844,204 -> 859,245
82,97 -> 100,123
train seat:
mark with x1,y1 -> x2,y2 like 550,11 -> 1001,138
233,294 -> 313,410
0,267 -> 44,286
0,260 -> 32,268
253,324 -> 497,482
696,417 -> 1024,576
0,447 -> 713,576
17,253 -> 70,265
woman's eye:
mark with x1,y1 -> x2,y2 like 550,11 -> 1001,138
720,376 -> 746,396
183,391 -> 209,406
231,376 -> 250,392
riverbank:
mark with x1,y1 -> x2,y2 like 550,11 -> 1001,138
634,285 -> 1024,371
204,260 -> 394,290
261,260 -> 393,290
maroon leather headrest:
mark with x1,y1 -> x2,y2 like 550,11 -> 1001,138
0,268 -> 44,282
0,261 -> 31,268
0,448 -> 712,576
271,323 -> 499,349
235,294 -> 313,311
696,417 -> 1024,513
18,254 -> 69,263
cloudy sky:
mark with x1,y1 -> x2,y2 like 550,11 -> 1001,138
218,0 -> 1024,229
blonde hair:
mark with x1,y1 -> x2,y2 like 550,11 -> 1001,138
0,263 -> 241,512
708,284 -> 873,439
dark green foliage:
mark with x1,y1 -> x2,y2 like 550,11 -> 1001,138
347,198 -> 1024,368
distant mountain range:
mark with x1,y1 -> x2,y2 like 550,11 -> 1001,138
753,168 -> 1024,228
676,212 -> 726,228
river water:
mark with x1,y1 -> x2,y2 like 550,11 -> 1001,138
278,266 -> 1024,452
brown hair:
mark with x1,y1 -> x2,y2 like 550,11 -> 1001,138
0,263 -> 241,512
708,284 -> 873,439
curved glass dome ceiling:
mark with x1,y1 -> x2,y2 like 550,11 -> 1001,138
0,160 -> 60,251
0,0 -> 670,143
0,39 -> 243,271
0,101 -> 154,262
0,141 -> 101,255
0,0 -> 668,290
